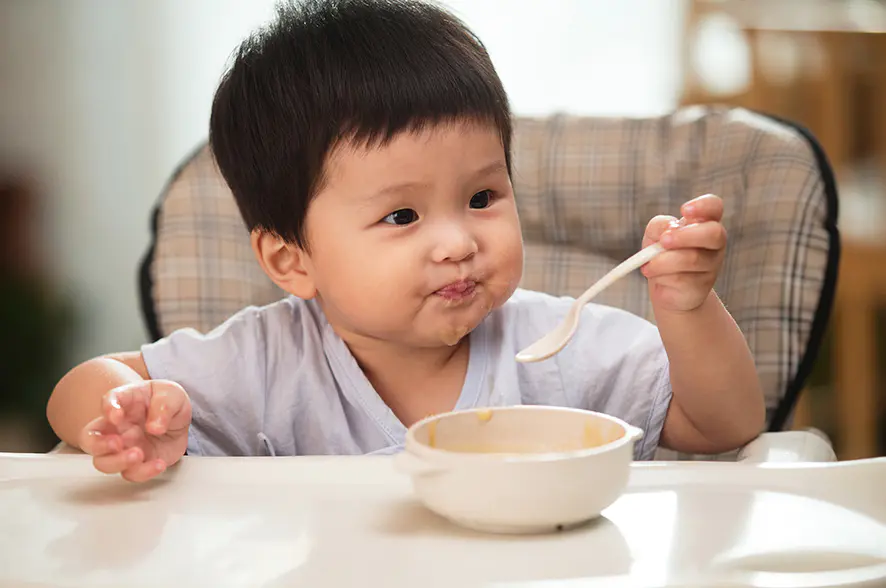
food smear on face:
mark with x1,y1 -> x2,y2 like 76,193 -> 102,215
439,324 -> 470,346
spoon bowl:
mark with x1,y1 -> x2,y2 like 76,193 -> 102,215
516,242 -> 665,363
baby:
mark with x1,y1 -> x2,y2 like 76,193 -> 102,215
46,0 -> 764,482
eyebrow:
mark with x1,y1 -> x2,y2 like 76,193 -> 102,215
469,160 -> 509,181
370,160 -> 509,200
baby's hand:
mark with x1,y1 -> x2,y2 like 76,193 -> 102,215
641,194 -> 726,312
78,380 -> 192,482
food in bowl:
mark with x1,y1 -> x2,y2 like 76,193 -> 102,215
395,405 -> 643,534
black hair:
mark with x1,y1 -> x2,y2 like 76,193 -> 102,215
209,0 -> 512,248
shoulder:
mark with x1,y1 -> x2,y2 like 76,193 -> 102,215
140,296 -> 329,456
141,296 -> 325,378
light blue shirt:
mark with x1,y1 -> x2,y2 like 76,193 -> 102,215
141,288 -> 671,460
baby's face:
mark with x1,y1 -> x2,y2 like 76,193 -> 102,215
301,120 -> 523,348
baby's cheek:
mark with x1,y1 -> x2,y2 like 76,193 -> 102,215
351,250 -> 420,307
497,237 -> 524,294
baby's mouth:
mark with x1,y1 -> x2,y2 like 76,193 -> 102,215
435,279 -> 477,302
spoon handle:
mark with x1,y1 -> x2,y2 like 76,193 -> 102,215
576,242 -> 665,306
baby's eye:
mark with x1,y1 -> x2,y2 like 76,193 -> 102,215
382,208 -> 419,226
469,190 -> 493,209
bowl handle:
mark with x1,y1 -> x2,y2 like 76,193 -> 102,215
393,451 -> 448,477
627,426 -> 644,442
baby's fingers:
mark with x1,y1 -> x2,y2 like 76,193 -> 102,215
93,447 -> 145,475
78,417 -> 123,457
145,381 -> 189,436
642,248 -> 720,279
661,220 -> 726,251
643,215 -> 681,248
121,459 -> 167,483
681,194 -> 723,222
102,382 -> 151,428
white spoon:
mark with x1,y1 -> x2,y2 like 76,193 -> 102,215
515,242 -> 665,363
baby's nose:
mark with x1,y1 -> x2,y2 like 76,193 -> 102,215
431,222 -> 478,263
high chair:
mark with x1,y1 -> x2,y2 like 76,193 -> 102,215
134,105 -> 840,463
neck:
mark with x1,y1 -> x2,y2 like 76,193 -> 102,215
337,329 -> 471,425
345,333 -> 467,380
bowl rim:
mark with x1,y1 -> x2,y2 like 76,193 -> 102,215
403,405 -> 642,463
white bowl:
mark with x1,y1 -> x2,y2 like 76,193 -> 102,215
394,405 -> 643,534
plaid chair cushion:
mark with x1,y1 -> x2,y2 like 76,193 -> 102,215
142,147 -> 284,335
141,105 -> 838,461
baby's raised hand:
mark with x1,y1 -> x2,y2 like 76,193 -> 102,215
78,380 -> 191,482
641,194 -> 726,312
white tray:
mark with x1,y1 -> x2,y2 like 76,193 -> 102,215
1,454 -> 885,588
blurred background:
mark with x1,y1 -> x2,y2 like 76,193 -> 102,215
0,0 -> 883,459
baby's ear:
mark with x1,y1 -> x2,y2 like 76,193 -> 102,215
251,230 -> 317,300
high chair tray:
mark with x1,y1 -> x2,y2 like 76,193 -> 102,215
1,454 -> 885,588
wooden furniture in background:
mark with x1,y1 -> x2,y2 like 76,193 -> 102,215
683,0 -> 886,177
835,241 -> 886,460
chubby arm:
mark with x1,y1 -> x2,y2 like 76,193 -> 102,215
48,351 -> 191,482
47,352 -> 149,448
656,292 -> 765,454
642,195 -> 765,454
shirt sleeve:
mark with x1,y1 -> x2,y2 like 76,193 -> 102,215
140,305 -> 269,456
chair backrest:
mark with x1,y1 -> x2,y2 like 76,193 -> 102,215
139,105 -> 839,458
